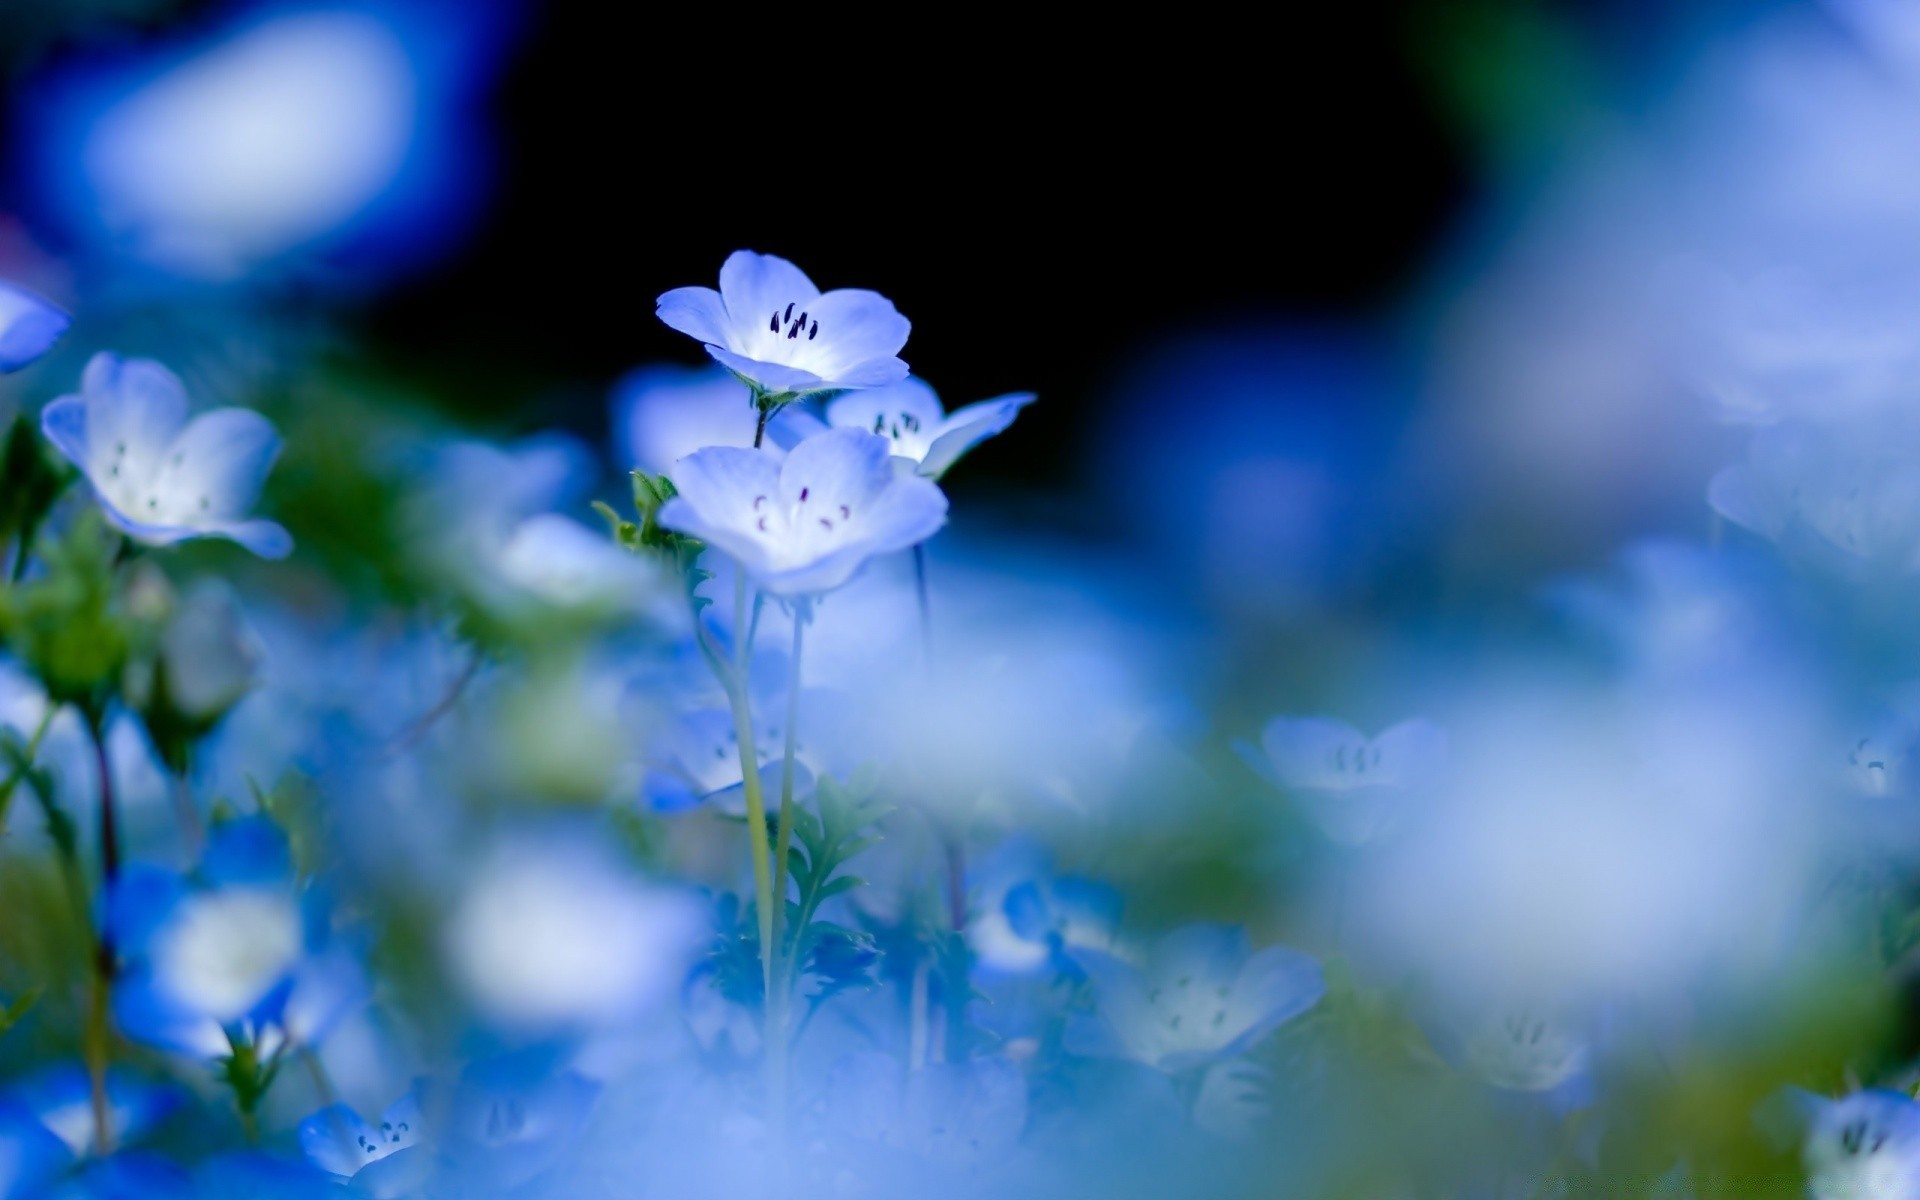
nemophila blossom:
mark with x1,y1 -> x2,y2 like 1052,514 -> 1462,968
300,1090 -> 424,1191
656,251 -> 910,397
1710,423 -> 1920,574
0,281 -> 68,372
1453,1006 -> 1591,1094
1192,1060 -> 1272,1142
641,703 -> 812,816
1,1066 -> 177,1160
824,378 -> 1036,480
493,513 -> 671,617
1801,1089 -> 1920,1200
968,842 -> 1121,977
109,817 -> 366,1059
40,353 -> 291,558
439,1054 -> 600,1193
0,1102 -> 68,1200
1065,924 -> 1324,1074
191,1152 -> 341,1200
1251,716 -> 1446,846
824,1051 -> 1028,1172
613,364 -> 822,476
445,837 -> 706,1029
659,427 -> 947,596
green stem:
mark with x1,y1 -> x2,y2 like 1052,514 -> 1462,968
724,571 -> 775,1003
0,705 -> 56,828
84,710 -> 118,1156
770,608 -> 806,958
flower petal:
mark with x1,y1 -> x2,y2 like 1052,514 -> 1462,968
71,353 -> 191,487
715,251 -> 819,335
612,365 -> 757,477
655,286 -> 731,347
149,407 -> 283,521
704,345 -> 828,396
800,287 -> 911,382
920,392 -> 1036,478
0,282 -> 69,372
825,378 -> 946,458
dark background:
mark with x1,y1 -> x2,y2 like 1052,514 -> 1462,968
363,6 -> 1486,494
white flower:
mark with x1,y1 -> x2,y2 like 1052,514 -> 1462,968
658,427 -> 947,596
41,352 -> 291,558
824,378 -> 1035,479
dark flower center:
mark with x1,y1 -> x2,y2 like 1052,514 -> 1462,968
768,302 -> 820,341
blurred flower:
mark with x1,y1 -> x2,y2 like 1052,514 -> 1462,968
823,1051 -> 1028,1171
611,364 -> 821,476
656,251 -> 910,396
824,378 -> 1035,479
155,580 -> 262,725
0,281 -> 68,373
445,836 -> 706,1030
438,1054 -> 599,1192
659,427 -> 946,596
1801,1089 -> 1920,1200
1065,925 -> 1324,1074
0,1066 -> 177,1159
1453,1005 -> 1591,1094
191,1152 -> 341,1200
0,1102 -> 68,1200
640,703 -> 810,816
1253,716 -> 1446,846
22,0 -> 507,282
1710,421 -> 1920,575
109,817 -> 365,1058
968,841 -> 1121,977
493,513 -> 670,617
1191,1060 -> 1271,1142
41,353 -> 291,558
299,1090 -> 423,1188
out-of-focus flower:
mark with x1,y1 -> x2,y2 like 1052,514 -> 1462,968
824,1051 -> 1028,1171
824,378 -> 1035,479
41,353 -> 291,559
109,817 -> 365,1059
611,364 -> 820,476
1,1066 -> 177,1160
1191,1060 -> 1271,1142
438,1054 -> 599,1192
494,513 -> 670,616
0,282 -> 67,373
1066,925 -> 1324,1074
656,251 -> 910,397
445,836 -> 706,1030
1454,1005 -> 1591,1094
1253,716 -> 1446,846
0,1102 -> 69,1200
299,1090 -> 423,1188
24,1 -> 507,283
156,580 -> 262,725
640,703 -> 810,816
659,427 -> 946,596
968,842 -> 1121,977
1710,422 -> 1920,575
191,1152 -> 341,1200
1801,1089 -> 1920,1200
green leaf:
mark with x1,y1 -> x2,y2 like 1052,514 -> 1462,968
0,416 -> 73,570
0,988 -> 40,1038
816,875 -> 865,900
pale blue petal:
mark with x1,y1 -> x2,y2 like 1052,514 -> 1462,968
825,378 -> 945,447
705,345 -> 828,395
802,288 -> 911,379
1259,716 -> 1367,789
654,286 -> 731,346
206,518 -> 294,560
1151,923 -> 1250,987
611,365 -> 756,476
39,396 -> 91,475
149,408 -> 282,520
662,444 -> 782,533
848,474 -> 948,556
715,251 -> 819,333
80,354 -> 189,483
920,392 -> 1036,478
778,426 -> 896,513
0,1102 -> 70,1199
299,1105 -> 379,1177
105,865 -> 188,954
1227,944 -> 1325,1049
0,283 -> 69,373
112,970 -> 229,1059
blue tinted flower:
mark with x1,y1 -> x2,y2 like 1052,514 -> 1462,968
108,817 -> 365,1058
299,1090 -> 423,1185
825,378 -> 1035,479
0,282 -> 68,373
656,251 -> 910,397
1710,422 -> 1920,574
440,1054 -> 598,1192
1253,716 -> 1446,846
34,1153 -> 191,1200
612,364 -> 823,476
641,703 -> 811,816
659,427 -> 947,596
1065,924 -> 1323,1073
968,841 -> 1121,977
2,1066 -> 177,1159
1801,1089 -> 1920,1200
23,0 -> 509,283
445,836 -> 706,1030
40,353 -> 291,559
824,1051 -> 1027,1170
493,513 -> 672,616
0,1102 -> 71,1200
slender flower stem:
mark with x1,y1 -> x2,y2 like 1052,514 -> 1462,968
0,705 -> 56,828
912,542 -> 934,668
85,711 -> 119,1156
766,609 -> 807,1127
170,748 -> 204,863
725,571 -> 776,1001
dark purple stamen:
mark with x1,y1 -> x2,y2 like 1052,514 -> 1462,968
808,320 -> 818,339
799,487 -> 809,501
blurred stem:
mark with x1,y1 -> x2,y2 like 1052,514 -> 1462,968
170,746 -> 203,863
725,571 -> 775,1003
766,608 -> 807,1134
0,704 -> 56,828
384,646 -> 482,757
85,709 -> 119,1156
912,543 -> 933,667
